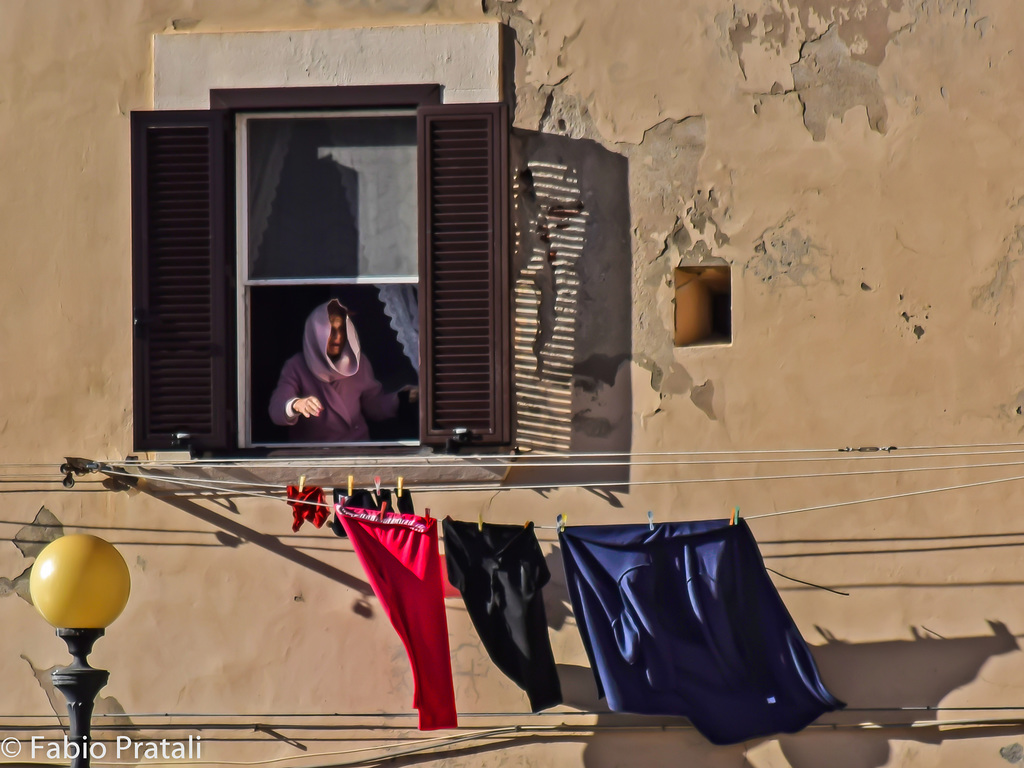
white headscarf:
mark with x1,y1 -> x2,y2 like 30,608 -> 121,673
301,300 -> 362,383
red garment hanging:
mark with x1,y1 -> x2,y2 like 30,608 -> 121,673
286,485 -> 328,532
336,504 -> 458,730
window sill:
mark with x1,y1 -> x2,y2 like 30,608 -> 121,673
126,449 -> 512,490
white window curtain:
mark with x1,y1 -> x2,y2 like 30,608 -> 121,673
377,284 -> 419,373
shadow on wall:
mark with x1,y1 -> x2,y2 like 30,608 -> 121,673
137,485 -> 375,602
538,544 -> 1019,767
564,621 -> 1019,768
505,129 -> 632,499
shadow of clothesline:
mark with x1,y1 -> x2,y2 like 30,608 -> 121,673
144,489 -> 373,599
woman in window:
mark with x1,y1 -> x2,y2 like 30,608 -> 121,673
269,299 -> 410,443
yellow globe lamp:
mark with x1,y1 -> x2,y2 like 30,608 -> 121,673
30,534 -> 130,629
29,534 -> 131,768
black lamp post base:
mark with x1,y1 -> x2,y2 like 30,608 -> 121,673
52,628 -> 109,768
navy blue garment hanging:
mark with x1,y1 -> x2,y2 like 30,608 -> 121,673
558,519 -> 843,745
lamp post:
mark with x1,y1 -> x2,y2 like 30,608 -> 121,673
29,535 -> 131,768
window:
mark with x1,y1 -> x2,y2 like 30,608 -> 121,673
131,86 -> 510,453
241,111 -> 421,447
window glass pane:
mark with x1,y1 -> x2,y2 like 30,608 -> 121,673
250,284 -> 419,446
246,116 -> 418,280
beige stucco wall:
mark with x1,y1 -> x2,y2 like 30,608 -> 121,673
2,1 -> 1024,766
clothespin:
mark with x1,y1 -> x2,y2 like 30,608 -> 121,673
397,476 -> 404,497
478,511 -> 484,531
647,510 -> 655,531
557,513 -> 567,532
347,475 -> 354,497
374,476 -> 381,494
731,506 -> 740,526
424,507 -> 431,520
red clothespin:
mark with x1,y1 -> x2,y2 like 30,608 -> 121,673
424,507 -> 431,520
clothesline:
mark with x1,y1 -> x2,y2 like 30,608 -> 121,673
10,448 -> 1024,487
104,454 -> 1024,492
70,460 -> 1024,528
112,440 -> 1024,469
2,439 -> 1024,475
104,447 -> 1024,473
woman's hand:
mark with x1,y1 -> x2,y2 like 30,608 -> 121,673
400,385 -> 419,404
294,396 -> 323,418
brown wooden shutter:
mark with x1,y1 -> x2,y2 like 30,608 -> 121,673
418,103 -> 510,447
131,111 -> 235,452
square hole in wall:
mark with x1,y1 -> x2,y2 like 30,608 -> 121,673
674,266 -> 731,347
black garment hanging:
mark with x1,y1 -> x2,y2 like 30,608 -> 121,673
443,518 -> 562,712
331,487 -> 415,537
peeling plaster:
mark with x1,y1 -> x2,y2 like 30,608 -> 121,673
748,217 -> 831,285
1000,743 -> 1024,764
688,188 -> 730,247
536,83 -> 604,143
790,0 -> 902,66
1009,389 -> 1024,419
898,301 -> 930,341
0,566 -> 31,603
791,25 -> 888,141
13,506 -> 63,559
727,1 -> 905,139
22,655 -> 134,728
487,0 -> 734,412
690,380 -> 718,420
626,117 -> 707,289
0,507 -> 63,604
624,118 -> 740,405
661,363 -> 695,395
973,225 -> 1024,316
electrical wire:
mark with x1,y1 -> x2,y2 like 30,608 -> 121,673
2,717 -> 1023,768
746,470 -> 1024,520
111,440 -> 1024,469
98,457 -> 1024,505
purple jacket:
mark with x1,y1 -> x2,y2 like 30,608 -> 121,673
269,353 -> 398,443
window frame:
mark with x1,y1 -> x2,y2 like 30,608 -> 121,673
130,84 -> 510,455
